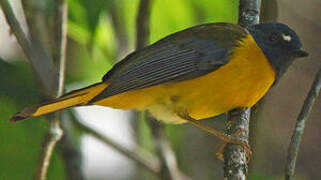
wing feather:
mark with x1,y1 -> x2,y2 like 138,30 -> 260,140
90,23 -> 247,102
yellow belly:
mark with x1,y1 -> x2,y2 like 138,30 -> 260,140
94,35 -> 276,123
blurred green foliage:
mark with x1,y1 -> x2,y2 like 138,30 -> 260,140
66,0 -> 239,85
0,60 -> 65,180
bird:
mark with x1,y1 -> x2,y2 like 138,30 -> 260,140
10,22 -> 308,154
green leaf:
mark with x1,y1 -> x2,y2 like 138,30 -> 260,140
68,0 -> 112,37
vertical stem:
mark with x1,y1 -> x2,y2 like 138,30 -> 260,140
0,0 -> 32,58
238,0 -> 261,27
148,121 -> 186,180
0,0 -> 67,179
0,0 -> 58,96
136,0 -> 153,49
224,108 -> 251,180
109,2 -> 129,59
285,69 -> 321,180
223,1 -> 261,179
35,114 -> 63,180
35,0 -> 68,179
58,118 -> 86,180
135,1 -> 186,179
52,0 -> 68,95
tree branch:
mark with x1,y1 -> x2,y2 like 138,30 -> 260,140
285,68 -> 321,180
0,0 -> 32,58
3,0 -> 68,179
135,0 -> 153,49
35,113 -> 63,180
109,2 -> 130,59
70,112 -> 161,175
238,0 -> 261,27
135,0 -> 188,179
34,1 -> 68,179
58,117 -> 86,180
51,3 -> 83,180
21,0 -> 52,57
0,1 -> 67,179
0,0 -> 58,96
148,121 -> 192,180
52,0 -> 68,95
223,1 -> 261,179
224,108 -> 251,180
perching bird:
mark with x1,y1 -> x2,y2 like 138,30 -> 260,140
10,22 -> 308,151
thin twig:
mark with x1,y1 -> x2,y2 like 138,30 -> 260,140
0,0 -> 57,96
0,0 -> 66,179
35,114 -> 63,180
58,117 -> 86,180
34,0 -> 68,179
51,4 -> 84,179
71,114 -> 192,179
135,0 -> 188,179
285,68 -> 321,180
135,0 -> 153,49
134,0 -> 161,178
0,0 -> 32,58
52,0 -> 68,95
70,112 -> 161,175
223,1 -> 261,179
148,121 -> 192,180
21,0 -> 52,56
109,2 -> 130,59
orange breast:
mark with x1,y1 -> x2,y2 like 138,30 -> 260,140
181,34 -> 276,119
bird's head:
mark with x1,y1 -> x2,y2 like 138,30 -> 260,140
248,22 -> 308,77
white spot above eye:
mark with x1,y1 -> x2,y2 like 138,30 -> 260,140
282,33 -> 292,42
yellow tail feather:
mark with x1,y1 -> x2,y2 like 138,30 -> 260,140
10,82 -> 108,122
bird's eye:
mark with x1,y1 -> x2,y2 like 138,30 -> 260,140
268,32 -> 281,43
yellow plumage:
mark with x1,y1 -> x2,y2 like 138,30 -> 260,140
11,34 -> 275,123
93,34 -> 276,123
25,83 -> 109,117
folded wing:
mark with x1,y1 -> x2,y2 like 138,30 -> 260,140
91,23 -> 247,102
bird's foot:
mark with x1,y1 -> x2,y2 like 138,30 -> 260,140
177,112 -> 251,162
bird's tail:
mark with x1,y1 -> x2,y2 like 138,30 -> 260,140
10,82 -> 109,122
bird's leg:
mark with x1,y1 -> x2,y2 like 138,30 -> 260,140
215,128 -> 251,162
177,112 -> 251,160
216,142 -> 227,161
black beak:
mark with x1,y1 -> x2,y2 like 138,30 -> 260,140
292,49 -> 309,58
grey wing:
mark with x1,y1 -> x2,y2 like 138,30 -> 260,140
90,38 -> 230,102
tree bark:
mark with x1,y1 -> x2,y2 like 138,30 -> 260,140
223,0 -> 261,179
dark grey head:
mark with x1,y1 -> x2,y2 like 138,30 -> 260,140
247,22 -> 308,77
